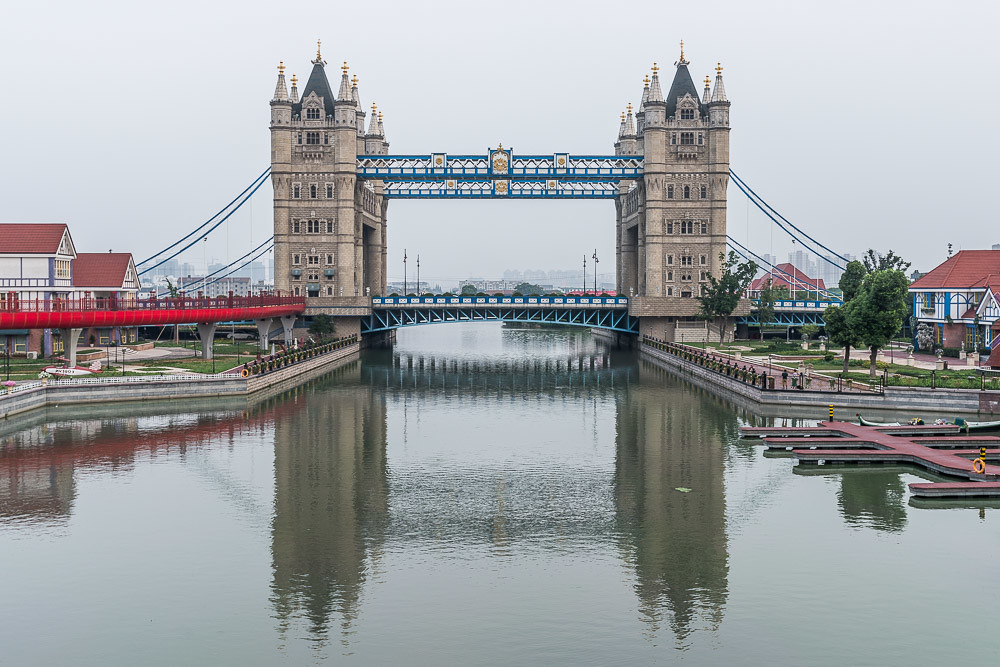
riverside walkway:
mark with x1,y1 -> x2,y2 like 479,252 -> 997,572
740,421 -> 1000,498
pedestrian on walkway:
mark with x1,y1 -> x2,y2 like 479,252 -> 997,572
781,370 -> 789,389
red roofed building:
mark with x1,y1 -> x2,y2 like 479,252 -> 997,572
909,250 -> 1000,359
747,263 -> 826,298
1,224 -> 140,358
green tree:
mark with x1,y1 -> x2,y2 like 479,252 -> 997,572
756,278 -> 778,329
460,284 -> 477,296
164,278 -> 180,298
824,305 -> 863,373
514,282 -> 544,295
698,251 -> 757,343
308,314 -> 334,340
838,260 -> 867,303
849,269 -> 910,377
862,249 -> 911,273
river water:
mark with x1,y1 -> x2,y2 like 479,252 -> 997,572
1,323 -> 997,665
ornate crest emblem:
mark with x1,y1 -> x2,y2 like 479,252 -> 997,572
495,181 -> 509,195
557,157 -> 566,166
492,153 -> 508,174
435,156 -> 443,165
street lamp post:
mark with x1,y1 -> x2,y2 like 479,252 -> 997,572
582,254 -> 587,295
416,255 -> 420,295
592,249 -> 599,294
403,249 -> 408,295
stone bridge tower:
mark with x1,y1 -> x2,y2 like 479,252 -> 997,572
616,44 -> 733,342
270,41 -> 388,334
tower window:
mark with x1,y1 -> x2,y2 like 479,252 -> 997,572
701,222 -> 707,234
700,255 -> 707,265
327,287 -> 333,295
306,132 -> 320,145
667,271 -> 673,281
671,134 -> 677,145
683,185 -> 690,199
680,132 -> 695,145
296,133 -> 302,145
667,185 -> 674,199
324,133 -> 329,145
310,184 -> 317,199
306,108 -> 320,120
308,255 -> 320,265
326,221 -> 333,233
292,221 -> 300,233
700,185 -> 707,198
326,184 -> 333,198
293,254 -> 301,265
681,221 -> 693,234
667,287 -> 674,296
698,134 -> 704,145
666,222 -> 673,234
667,255 -> 674,265
307,220 -> 320,233
294,287 -> 300,296
293,185 -> 300,199
680,108 -> 694,120
326,254 -> 334,264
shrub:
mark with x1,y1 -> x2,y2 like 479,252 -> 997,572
823,352 -> 835,362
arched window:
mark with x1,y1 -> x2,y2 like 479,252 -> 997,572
293,185 -> 300,199
700,185 -> 707,198
683,185 -> 690,199
326,184 -> 333,198
680,108 -> 694,120
667,185 -> 674,199
306,108 -> 320,120
310,184 -> 317,199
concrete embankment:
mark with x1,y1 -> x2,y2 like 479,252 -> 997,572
0,342 -> 360,420
641,344 -> 1000,416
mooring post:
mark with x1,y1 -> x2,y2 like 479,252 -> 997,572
829,404 -> 834,422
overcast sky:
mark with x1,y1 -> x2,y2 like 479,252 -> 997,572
1,0 -> 996,284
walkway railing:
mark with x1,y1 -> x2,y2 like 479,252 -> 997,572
641,337 -> 884,394
232,334 -> 359,377
374,295 -> 627,307
1,293 -> 304,313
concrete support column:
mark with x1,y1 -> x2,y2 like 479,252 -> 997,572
256,318 -> 275,350
57,327 -> 83,368
280,315 -> 297,346
196,322 -> 217,360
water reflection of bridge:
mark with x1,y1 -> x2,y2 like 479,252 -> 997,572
0,354 -> 913,647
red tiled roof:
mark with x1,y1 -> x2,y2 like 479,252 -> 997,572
0,223 -> 68,254
73,253 -> 134,288
910,250 -> 1000,289
749,263 -> 826,291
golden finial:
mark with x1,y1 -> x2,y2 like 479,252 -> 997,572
378,111 -> 383,122
371,102 -> 377,112
498,141 -> 503,150
627,102 -> 633,114
341,61 -> 349,75
680,40 -> 685,61
716,62 -> 723,76
278,61 -> 285,74
352,74 -> 358,88
704,75 -> 711,87
643,74 -> 650,87
316,39 -> 322,60
651,62 -> 659,75
620,111 -> 626,121
291,74 -> 298,85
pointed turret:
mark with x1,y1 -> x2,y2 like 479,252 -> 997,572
351,75 -> 361,109
290,74 -> 299,104
665,41 -> 704,119
639,75 -> 651,109
647,63 -> 665,104
367,103 -> 381,136
617,110 -> 627,139
352,75 -> 366,139
377,111 -> 385,137
294,41 -> 336,118
624,103 -> 636,136
702,75 -> 711,105
272,61 -> 288,101
337,61 -> 352,101
711,62 -> 727,102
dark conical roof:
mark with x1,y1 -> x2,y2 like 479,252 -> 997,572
665,62 -> 705,119
292,61 -> 336,118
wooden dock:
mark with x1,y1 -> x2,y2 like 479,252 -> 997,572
739,420 -> 1000,498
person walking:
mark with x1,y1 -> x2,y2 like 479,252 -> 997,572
781,370 -> 789,389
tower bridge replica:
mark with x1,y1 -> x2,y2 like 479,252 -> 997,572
269,40 -> 737,343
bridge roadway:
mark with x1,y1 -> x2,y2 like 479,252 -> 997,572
0,295 -> 306,367
365,295 -> 638,334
